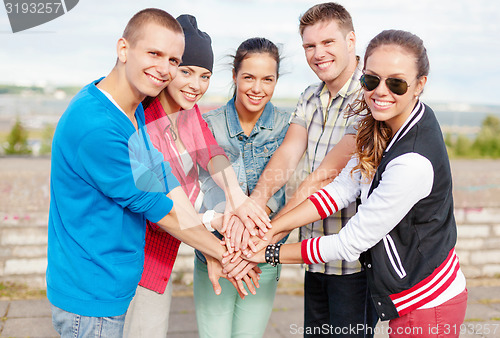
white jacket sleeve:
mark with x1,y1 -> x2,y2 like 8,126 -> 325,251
307,156 -> 362,218
302,153 -> 434,264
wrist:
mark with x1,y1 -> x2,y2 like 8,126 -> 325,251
202,210 -> 216,232
264,243 -> 282,267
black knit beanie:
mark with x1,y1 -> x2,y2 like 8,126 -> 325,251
176,14 -> 214,73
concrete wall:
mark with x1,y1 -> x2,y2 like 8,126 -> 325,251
1,157 -> 499,289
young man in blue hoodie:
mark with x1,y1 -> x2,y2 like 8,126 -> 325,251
47,8 -> 233,337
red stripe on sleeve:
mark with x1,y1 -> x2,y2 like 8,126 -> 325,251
301,240 -> 313,265
314,237 -> 325,263
308,194 -> 328,219
316,191 -> 333,215
322,189 -> 339,214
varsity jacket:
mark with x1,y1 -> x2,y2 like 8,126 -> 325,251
302,102 -> 462,320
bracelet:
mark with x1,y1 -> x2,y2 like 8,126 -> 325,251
265,243 -> 283,267
202,210 -> 215,232
275,243 -> 282,265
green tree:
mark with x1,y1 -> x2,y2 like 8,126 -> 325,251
4,118 -> 32,155
454,134 -> 473,157
472,115 -> 500,157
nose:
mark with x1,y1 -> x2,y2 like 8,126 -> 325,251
251,80 -> 261,93
155,60 -> 176,81
314,46 -> 325,60
374,78 -> 390,96
188,77 -> 201,91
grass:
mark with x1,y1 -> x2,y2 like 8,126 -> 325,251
0,282 -> 46,300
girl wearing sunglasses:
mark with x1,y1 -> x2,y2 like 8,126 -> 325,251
242,30 -> 467,336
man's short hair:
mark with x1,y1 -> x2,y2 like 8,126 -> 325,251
299,2 -> 354,36
123,8 -> 183,47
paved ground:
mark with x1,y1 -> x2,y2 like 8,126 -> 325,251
1,279 -> 499,338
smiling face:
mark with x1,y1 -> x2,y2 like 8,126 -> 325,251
163,65 -> 211,112
301,19 -> 356,93
364,44 -> 427,134
119,22 -> 185,102
233,53 -> 278,118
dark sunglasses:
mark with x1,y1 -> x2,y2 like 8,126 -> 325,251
360,74 -> 412,96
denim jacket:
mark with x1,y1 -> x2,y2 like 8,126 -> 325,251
199,97 -> 290,215
195,98 -> 290,263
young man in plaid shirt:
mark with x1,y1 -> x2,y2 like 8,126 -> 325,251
251,3 -> 378,336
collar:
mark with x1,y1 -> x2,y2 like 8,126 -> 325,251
384,100 -> 425,153
148,97 -> 171,132
226,97 -> 276,138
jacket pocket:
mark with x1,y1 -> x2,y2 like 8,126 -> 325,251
254,140 -> 278,158
383,234 -> 407,279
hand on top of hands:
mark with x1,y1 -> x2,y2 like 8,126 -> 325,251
222,192 -> 271,239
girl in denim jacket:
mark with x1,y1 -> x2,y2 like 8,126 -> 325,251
194,37 -> 291,337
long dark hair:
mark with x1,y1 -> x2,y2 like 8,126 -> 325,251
350,29 -> 430,179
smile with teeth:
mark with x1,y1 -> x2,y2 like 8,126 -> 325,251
374,99 -> 393,107
248,94 -> 264,101
317,61 -> 333,70
147,74 -> 166,85
182,91 -> 197,100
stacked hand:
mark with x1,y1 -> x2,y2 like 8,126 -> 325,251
206,195 -> 274,298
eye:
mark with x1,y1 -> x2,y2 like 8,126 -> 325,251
181,69 -> 190,75
170,58 -> 180,66
201,74 -> 211,80
149,51 -> 158,56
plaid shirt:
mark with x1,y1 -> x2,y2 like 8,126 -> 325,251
293,58 -> 364,275
139,98 -> 226,293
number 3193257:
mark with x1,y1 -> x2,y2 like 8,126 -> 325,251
5,2 -> 62,14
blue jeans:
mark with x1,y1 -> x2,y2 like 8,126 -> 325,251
51,304 -> 126,337
304,270 -> 378,337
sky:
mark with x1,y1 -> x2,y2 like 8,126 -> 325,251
1,0 -> 500,106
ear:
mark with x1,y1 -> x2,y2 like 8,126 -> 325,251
117,37 -> 128,63
232,69 -> 237,84
415,76 -> 428,97
346,31 -> 356,52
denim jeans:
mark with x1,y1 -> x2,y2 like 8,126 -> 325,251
51,304 -> 126,337
304,270 -> 378,337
